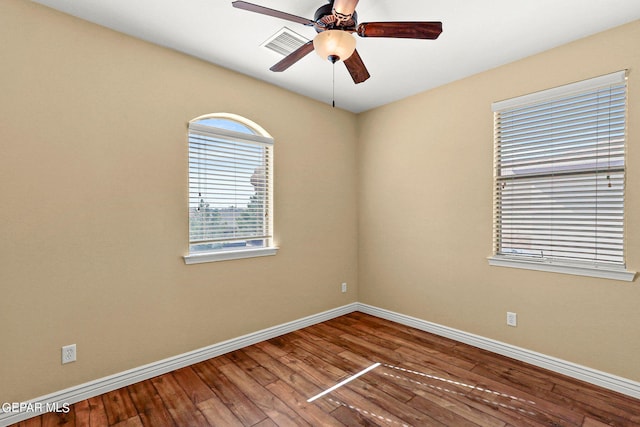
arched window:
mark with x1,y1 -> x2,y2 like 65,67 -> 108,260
184,113 -> 276,264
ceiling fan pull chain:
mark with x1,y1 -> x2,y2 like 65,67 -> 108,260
332,61 -> 336,108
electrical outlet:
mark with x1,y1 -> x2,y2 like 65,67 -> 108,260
341,282 -> 347,293
62,344 -> 76,364
506,312 -> 517,327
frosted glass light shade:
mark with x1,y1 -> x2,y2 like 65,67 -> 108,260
313,30 -> 356,62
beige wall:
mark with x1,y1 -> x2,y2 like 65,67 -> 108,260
358,20 -> 640,381
0,1 -> 358,401
2,0 -> 639,404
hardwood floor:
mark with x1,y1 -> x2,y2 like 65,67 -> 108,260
12,312 -> 640,426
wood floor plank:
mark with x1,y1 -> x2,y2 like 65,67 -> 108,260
218,358 -> 311,426
275,348 -> 354,393
403,394 -> 482,427
85,396 -> 109,426
330,404 -> 384,427
110,416 -> 142,427
345,373 -> 452,426
251,419 -> 278,427
151,372 -> 209,426
227,349 -> 278,387
409,391 -> 508,427
582,416 -> 616,427
40,410 -> 74,427
329,387 -> 427,427
470,357 -> 557,394
403,374 -> 544,427
127,379 -> 176,427
171,366 -> 217,405
192,358 -> 267,426
264,379 -> 345,427
14,415 -> 42,427
287,337 -> 363,379
196,397 -> 244,427
551,381 -> 640,426
70,399 -> 89,427
243,343 -> 339,414
101,388 -> 137,425
274,348 -> 424,426
359,369 -> 416,404
289,329 -> 347,355
293,343 -> 361,381
348,312 -> 458,351
390,343 -> 583,426
10,312 -> 640,427
349,320 -> 478,371
248,341 -> 340,398
402,358 -> 585,426
383,354 -> 553,427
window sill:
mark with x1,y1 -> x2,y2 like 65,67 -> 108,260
184,247 -> 278,265
487,256 -> 636,282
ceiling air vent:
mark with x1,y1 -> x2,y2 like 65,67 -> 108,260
261,27 -> 310,56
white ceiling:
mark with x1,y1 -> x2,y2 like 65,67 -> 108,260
32,0 -> 640,113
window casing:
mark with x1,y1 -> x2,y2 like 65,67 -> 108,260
489,71 -> 635,281
184,114 -> 276,264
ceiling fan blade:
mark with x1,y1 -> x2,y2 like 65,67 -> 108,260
332,0 -> 359,18
357,22 -> 443,39
232,1 -> 314,26
343,49 -> 370,84
270,41 -> 315,72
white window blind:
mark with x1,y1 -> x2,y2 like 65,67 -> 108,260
187,118 -> 274,257
491,71 -> 629,274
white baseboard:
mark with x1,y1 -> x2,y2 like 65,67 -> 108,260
0,303 -> 359,426
356,303 -> 640,400
2,301 -> 639,426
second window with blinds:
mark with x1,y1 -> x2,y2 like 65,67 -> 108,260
184,113 -> 277,264
489,71 -> 634,281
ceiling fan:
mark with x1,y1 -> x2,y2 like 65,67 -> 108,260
232,0 -> 442,84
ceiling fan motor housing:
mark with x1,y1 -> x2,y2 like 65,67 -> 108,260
314,2 -> 357,32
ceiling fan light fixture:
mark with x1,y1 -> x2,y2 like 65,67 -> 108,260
313,30 -> 356,62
